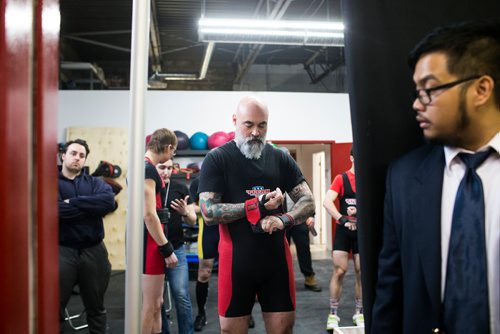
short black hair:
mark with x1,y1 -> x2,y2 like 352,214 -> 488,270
408,19 -> 500,108
64,139 -> 90,156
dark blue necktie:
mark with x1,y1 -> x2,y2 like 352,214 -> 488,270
443,149 -> 492,334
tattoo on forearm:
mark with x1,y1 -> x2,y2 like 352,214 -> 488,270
288,181 -> 315,224
199,192 -> 245,225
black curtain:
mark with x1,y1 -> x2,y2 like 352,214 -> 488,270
340,1 -> 500,331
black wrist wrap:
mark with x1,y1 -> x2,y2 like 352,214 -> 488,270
277,213 -> 295,228
338,216 -> 349,226
158,242 -> 174,258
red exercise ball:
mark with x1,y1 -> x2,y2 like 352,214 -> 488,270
208,131 -> 230,149
227,131 -> 235,140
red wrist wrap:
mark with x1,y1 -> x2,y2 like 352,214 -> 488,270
245,197 -> 261,225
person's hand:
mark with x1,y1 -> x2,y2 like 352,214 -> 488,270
338,215 -> 357,231
165,252 -> 178,268
259,216 -> 284,234
345,222 -> 357,231
170,195 -> 190,216
305,217 -> 318,236
347,206 -> 357,216
262,187 -> 284,211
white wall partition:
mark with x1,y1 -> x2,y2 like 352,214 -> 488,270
58,90 -> 352,142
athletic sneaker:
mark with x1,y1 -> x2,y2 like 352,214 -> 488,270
352,313 -> 365,326
326,314 -> 340,330
194,314 -> 207,331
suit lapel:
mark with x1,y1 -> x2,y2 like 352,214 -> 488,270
411,145 -> 445,315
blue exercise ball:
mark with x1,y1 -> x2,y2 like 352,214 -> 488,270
189,132 -> 209,150
175,130 -> 190,150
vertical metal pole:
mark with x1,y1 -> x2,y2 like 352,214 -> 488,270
125,0 -> 150,332
201,0 -> 206,18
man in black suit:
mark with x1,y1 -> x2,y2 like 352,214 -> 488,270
371,20 -> 500,333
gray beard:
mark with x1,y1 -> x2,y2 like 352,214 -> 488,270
235,132 -> 265,160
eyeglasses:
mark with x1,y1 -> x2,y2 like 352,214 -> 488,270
413,75 -> 481,106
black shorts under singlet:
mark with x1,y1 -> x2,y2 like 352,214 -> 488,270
333,225 -> 359,254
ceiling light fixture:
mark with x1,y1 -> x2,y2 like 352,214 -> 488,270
198,18 -> 344,47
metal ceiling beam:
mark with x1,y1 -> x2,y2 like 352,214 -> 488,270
149,41 -> 214,81
232,0 -> 265,62
149,0 -> 163,72
63,35 -> 131,53
234,0 -> 293,84
66,30 -> 131,36
304,47 -> 344,84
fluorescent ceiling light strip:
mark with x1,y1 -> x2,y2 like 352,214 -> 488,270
199,18 -> 344,31
201,28 -> 343,39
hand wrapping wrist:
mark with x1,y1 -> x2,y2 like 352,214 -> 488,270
338,216 -> 350,226
245,197 -> 268,225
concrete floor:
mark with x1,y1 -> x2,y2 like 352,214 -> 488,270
63,244 -> 364,333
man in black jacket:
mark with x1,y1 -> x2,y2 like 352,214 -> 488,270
58,139 -> 115,333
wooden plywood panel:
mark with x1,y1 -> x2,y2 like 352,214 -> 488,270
66,127 -> 128,269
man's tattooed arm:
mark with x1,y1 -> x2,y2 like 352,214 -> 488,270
199,191 -> 246,226
287,180 -> 315,224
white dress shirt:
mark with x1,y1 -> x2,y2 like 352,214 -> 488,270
441,131 -> 500,334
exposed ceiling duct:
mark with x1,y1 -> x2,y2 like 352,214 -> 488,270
60,61 -> 108,88
148,42 -> 215,83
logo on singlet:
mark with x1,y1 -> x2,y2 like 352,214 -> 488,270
345,198 -> 356,205
246,186 -> 270,197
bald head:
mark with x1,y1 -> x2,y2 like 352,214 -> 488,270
235,96 -> 269,120
233,96 -> 269,159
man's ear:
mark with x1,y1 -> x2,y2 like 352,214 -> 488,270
232,114 -> 237,126
473,75 -> 495,107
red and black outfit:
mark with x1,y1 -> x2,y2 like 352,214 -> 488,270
330,171 -> 358,253
198,141 -> 305,317
143,157 -> 167,275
